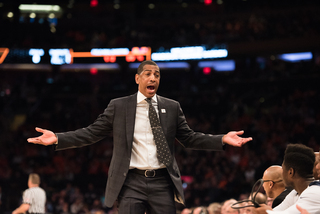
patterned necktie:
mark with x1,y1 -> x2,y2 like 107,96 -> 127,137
145,98 -> 172,166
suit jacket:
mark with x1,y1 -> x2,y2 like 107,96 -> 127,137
55,93 -> 224,207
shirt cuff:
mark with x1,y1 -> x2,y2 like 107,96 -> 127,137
54,134 -> 58,144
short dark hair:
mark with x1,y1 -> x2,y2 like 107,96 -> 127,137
137,60 -> 159,75
283,144 -> 315,178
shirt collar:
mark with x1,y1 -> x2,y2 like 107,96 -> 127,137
137,91 -> 157,104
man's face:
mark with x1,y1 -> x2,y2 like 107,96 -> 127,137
135,64 -> 160,98
281,163 -> 290,187
262,175 -> 271,197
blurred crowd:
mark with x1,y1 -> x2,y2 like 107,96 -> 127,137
0,1 -> 319,50
1,0 -> 320,213
1,55 -> 320,213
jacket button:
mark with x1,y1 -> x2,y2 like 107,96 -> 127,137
123,173 -> 126,176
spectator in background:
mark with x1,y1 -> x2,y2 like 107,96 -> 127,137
249,192 -> 266,205
261,165 -> 291,208
181,208 -> 192,214
253,144 -> 320,214
12,173 -> 46,214
221,199 -> 239,214
240,192 -> 267,214
207,202 -> 221,214
240,204 -> 253,214
192,206 -> 209,214
70,197 -> 84,213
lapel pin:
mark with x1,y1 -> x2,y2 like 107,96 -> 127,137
161,109 -> 166,113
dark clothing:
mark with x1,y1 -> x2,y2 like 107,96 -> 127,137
117,169 -> 176,214
55,93 -> 225,208
272,187 -> 293,208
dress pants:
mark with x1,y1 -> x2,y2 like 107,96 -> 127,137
117,169 -> 176,214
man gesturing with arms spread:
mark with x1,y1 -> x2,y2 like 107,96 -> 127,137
28,60 -> 252,214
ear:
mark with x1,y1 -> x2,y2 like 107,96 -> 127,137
269,181 -> 274,188
288,168 -> 295,178
135,74 -> 140,84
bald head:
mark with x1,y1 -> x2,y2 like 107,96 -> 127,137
262,165 -> 285,198
263,165 -> 283,181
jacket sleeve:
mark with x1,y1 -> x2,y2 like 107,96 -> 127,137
55,99 -> 115,150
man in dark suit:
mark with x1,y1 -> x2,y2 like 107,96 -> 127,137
27,60 -> 252,214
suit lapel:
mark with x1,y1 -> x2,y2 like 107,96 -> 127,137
126,93 -> 137,151
157,95 -> 168,136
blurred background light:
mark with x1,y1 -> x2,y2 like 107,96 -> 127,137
278,52 -> 313,62
19,4 -> 61,12
198,60 -> 235,72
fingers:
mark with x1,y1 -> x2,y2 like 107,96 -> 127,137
28,127 -> 45,144
235,130 -> 244,135
27,137 -> 41,143
296,205 -> 302,211
235,130 -> 253,143
240,138 -> 253,146
35,127 -> 45,133
27,137 -> 41,144
235,137 -> 252,147
245,137 -> 253,142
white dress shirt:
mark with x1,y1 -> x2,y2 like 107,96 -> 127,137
129,91 -> 166,170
